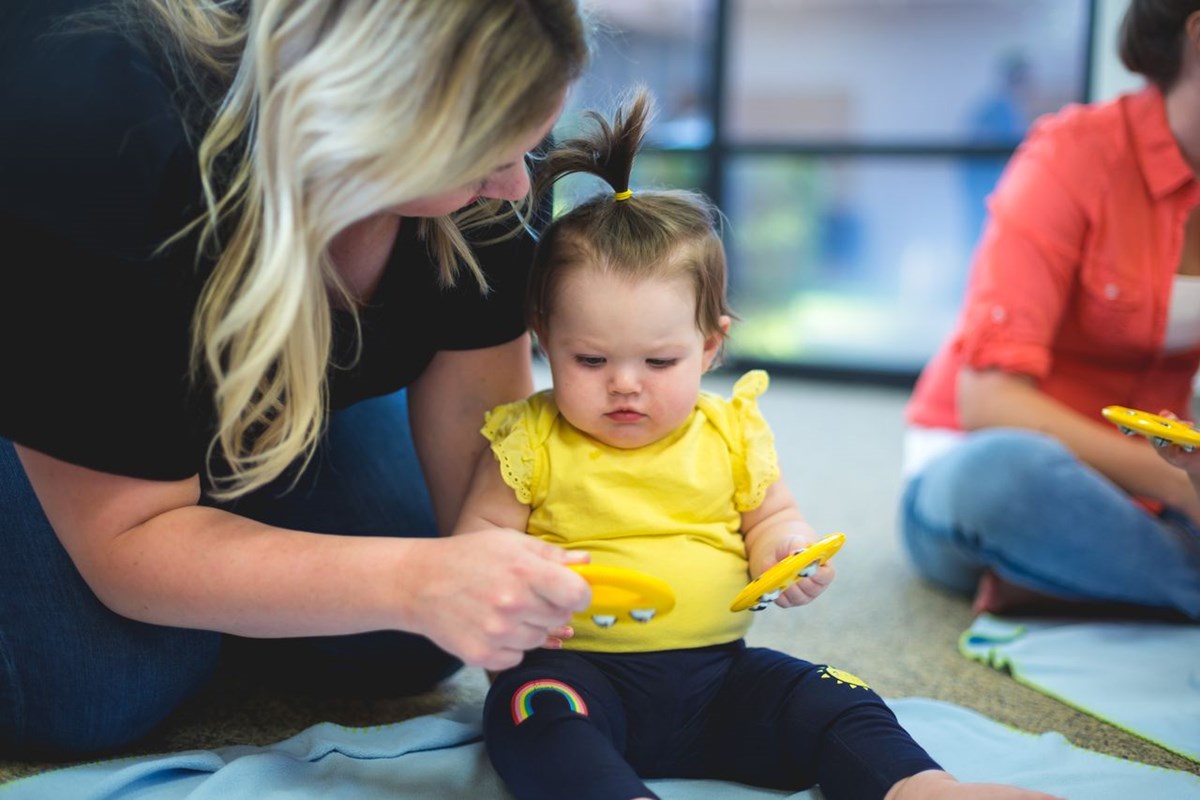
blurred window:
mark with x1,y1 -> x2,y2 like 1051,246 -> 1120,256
725,155 -> 984,374
557,0 -> 716,147
557,0 -> 1094,379
726,0 -> 1088,145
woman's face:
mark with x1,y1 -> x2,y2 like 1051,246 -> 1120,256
390,93 -> 565,218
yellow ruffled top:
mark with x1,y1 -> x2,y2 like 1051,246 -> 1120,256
481,370 -> 779,652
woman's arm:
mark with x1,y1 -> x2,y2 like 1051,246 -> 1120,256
16,439 -> 587,670
407,334 -> 534,535
741,475 -> 833,608
958,368 -> 1200,523
16,444 -> 426,637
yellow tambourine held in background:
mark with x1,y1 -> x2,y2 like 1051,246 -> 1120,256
1101,405 -> 1200,452
569,564 -> 676,628
730,532 -> 846,612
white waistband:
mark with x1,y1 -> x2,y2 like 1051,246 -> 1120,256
902,425 -> 965,479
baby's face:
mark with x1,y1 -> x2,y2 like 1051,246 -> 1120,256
541,269 -> 722,449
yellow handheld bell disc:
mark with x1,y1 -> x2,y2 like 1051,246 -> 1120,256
1101,405 -> 1200,450
730,532 -> 846,612
569,564 -> 676,627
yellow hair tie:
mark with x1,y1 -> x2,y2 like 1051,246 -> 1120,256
613,189 -> 633,201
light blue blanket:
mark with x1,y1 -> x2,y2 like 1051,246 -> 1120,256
962,614 -> 1200,763
3,698 -> 1197,799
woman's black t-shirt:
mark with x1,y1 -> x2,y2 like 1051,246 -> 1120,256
0,0 -> 534,482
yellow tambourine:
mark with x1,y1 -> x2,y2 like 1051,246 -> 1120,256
730,532 -> 846,612
569,564 -> 676,628
1101,405 -> 1200,452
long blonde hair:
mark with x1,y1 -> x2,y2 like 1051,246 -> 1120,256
127,0 -> 586,498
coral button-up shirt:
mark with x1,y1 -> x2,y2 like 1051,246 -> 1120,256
907,86 -> 1200,432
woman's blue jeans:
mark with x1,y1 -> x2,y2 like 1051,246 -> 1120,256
900,428 -> 1200,618
0,390 -> 459,759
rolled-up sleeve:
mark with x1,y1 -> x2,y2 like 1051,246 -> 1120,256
955,115 -> 1094,383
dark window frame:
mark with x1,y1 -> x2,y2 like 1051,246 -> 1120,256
645,0 -> 1098,385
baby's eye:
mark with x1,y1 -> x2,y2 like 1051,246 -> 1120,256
646,358 -> 678,369
575,355 -> 606,367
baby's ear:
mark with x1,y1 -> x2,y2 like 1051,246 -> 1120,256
702,315 -> 732,371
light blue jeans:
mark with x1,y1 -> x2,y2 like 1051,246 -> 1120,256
900,429 -> 1200,619
0,390 -> 459,759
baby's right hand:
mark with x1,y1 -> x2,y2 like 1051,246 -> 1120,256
398,530 -> 591,671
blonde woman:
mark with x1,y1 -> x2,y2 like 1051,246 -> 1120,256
0,0 -> 590,757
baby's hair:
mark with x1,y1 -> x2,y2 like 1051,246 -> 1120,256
527,87 -> 734,350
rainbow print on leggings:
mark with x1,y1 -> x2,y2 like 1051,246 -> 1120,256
510,679 -> 589,725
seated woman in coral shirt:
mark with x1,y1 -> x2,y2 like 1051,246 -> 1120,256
900,0 -> 1200,621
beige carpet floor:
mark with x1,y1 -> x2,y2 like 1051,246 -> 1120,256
3,368 -> 1198,785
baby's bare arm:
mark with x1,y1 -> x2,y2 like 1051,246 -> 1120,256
451,447 -> 587,652
452,447 -> 534,536
741,475 -> 833,608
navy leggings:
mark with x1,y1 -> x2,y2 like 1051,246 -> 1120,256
485,641 -> 940,800
0,390 -> 459,759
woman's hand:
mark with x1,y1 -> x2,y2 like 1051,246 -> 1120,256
1151,410 -> 1200,471
1149,410 -> 1200,525
1156,442 -> 1200,472
397,530 -> 591,671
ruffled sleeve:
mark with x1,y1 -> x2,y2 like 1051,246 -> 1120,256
729,370 -> 780,511
480,391 -> 556,504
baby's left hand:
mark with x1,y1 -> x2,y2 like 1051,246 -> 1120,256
753,536 -> 836,609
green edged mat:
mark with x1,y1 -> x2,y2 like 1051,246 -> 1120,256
961,613 -> 1200,762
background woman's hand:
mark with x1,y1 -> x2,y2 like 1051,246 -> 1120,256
398,530 -> 591,671
1153,410 -> 1200,472
1150,410 -> 1200,526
